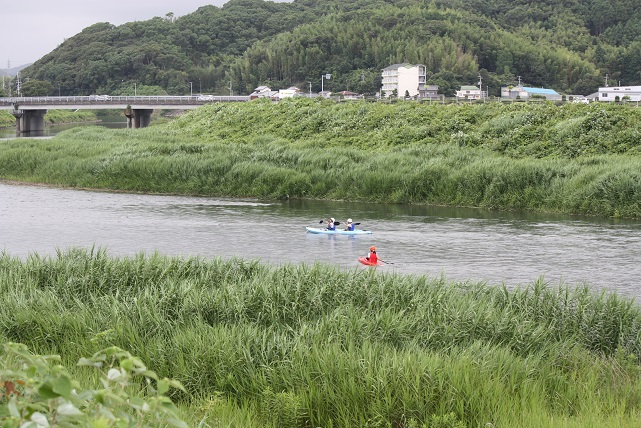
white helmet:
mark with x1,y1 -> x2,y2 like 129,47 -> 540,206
330,218 -> 335,222
347,218 -> 353,223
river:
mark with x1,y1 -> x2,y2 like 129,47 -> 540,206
1,182 -> 640,300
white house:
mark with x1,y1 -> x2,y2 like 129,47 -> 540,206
597,86 -> 641,102
249,86 -> 278,100
336,90 -> 362,100
381,63 -> 427,98
278,86 -> 301,99
456,85 -> 485,100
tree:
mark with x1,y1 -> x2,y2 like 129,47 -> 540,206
21,79 -> 54,96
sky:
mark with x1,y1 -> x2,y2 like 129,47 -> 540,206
0,0 -> 290,69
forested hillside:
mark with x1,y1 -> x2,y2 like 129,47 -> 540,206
21,0 -> 641,96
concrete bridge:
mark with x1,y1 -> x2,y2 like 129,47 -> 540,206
0,95 -> 249,135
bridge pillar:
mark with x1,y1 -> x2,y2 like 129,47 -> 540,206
124,108 -> 153,128
12,109 -> 47,136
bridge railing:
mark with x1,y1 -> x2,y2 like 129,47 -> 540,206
0,95 -> 250,106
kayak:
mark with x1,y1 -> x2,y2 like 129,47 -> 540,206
306,227 -> 372,235
358,256 -> 383,266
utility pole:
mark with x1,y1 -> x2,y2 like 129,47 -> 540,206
229,80 -> 232,96
189,81 -> 193,96
321,73 -> 331,94
605,74 -> 608,87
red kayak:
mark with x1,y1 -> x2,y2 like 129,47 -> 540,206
358,256 -> 383,266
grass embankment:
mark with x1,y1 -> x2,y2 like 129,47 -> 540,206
0,109 -> 97,129
0,110 -> 13,128
1,99 -> 640,217
44,109 -> 97,125
1,249 -> 641,427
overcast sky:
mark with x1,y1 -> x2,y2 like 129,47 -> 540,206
1,0 -> 291,68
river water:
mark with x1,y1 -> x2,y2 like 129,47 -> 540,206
1,182 -> 640,300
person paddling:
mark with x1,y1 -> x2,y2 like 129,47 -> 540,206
365,246 -> 378,264
344,218 -> 355,231
325,218 -> 336,231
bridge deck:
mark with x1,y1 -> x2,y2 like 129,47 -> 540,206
0,95 -> 250,111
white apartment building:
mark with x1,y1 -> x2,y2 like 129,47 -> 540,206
381,63 -> 426,98
598,86 -> 641,102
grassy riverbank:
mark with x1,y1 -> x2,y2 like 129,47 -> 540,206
1,249 -> 641,427
0,110 -> 13,127
1,99 -> 640,217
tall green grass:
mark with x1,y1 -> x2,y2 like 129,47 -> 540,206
2,249 -> 641,427
0,110 -> 13,128
1,99 -> 641,217
1,123 -> 640,217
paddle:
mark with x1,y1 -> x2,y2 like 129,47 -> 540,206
379,259 -> 394,265
319,220 -> 362,226
319,219 -> 341,225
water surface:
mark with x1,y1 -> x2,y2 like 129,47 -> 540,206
1,182 -> 640,300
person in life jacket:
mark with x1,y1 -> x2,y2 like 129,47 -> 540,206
325,218 -> 336,231
344,218 -> 355,231
365,246 -> 377,263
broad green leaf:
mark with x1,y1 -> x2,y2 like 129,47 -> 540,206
168,379 -> 186,392
107,368 -> 122,381
128,397 -> 150,412
8,397 -> 20,418
120,358 -> 133,371
157,379 -> 169,395
166,418 -> 189,428
37,381 -> 59,399
57,402 -> 83,416
30,412 -> 50,427
140,370 -> 158,380
77,358 -> 103,368
51,376 -> 73,398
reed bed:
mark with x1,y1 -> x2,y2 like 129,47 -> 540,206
1,248 -> 641,427
1,99 -> 641,217
1,122 -> 640,217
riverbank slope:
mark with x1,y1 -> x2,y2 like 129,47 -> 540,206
0,99 -> 639,218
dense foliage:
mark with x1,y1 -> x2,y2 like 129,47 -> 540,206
0,342 -> 187,427
19,0 -> 641,96
0,111 -> 12,128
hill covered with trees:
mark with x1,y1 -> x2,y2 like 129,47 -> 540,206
20,0 -> 641,97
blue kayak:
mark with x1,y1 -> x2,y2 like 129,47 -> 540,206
306,226 -> 372,235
